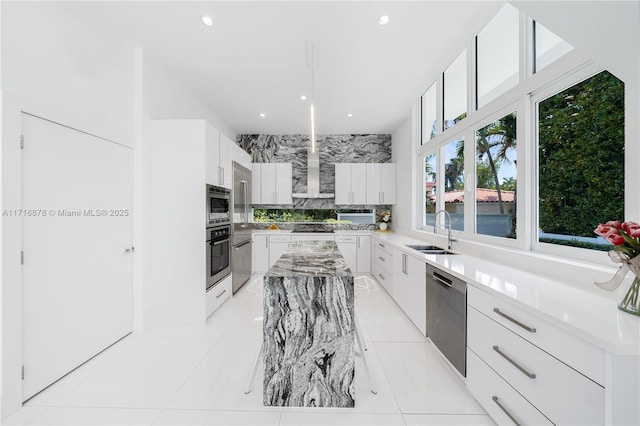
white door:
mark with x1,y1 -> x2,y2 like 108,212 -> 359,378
356,235 -> 372,273
21,114 -> 133,401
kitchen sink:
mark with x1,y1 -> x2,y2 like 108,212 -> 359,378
406,244 -> 457,255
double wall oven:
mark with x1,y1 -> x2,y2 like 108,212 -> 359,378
206,185 -> 231,291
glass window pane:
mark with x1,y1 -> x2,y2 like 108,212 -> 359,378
424,153 -> 437,226
444,51 -> 467,130
444,139 -> 464,231
477,4 -> 520,108
475,113 -> 517,238
538,71 -> 624,250
421,83 -> 438,144
535,21 -> 573,73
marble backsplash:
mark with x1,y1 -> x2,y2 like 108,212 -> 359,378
236,134 -> 391,209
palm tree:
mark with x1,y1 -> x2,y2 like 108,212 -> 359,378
476,113 -> 517,214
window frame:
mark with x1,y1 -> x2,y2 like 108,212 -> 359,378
414,14 -> 629,267
530,63 -> 628,264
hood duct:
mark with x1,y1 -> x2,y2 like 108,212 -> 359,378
292,147 -> 334,199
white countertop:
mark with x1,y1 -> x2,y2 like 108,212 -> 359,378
373,232 -> 640,355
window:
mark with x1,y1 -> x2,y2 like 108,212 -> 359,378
444,139 -> 464,231
253,209 -> 375,224
424,153 -> 437,226
421,83 -> 438,144
476,4 -> 519,108
475,113 -> 517,238
443,50 -> 467,130
534,21 -> 573,73
537,71 -> 624,250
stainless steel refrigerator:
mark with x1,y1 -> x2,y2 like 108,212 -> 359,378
232,161 -> 252,293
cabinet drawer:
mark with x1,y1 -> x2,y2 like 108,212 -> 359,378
374,246 -> 392,270
467,349 -> 552,426
467,285 -> 604,385
374,261 -> 393,294
206,275 -> 232,318
468,306 -> 604,425
269,235 -> 291,243
335,235 -> 357,243
374,239 -> 392,256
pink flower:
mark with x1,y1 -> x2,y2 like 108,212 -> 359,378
606,220 -> 622,230
595,222 -> 625,245
622,221 -> 640,238
604,232 -> 625,245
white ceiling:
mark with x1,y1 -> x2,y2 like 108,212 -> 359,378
73,1 -> 505,135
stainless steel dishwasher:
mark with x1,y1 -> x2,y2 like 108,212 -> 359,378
425,264 -> 467,377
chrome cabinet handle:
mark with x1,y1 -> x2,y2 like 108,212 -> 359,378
402,254 -> 407,274
492,396 -> 521,426
378,243 -> 385,248
235,240 -> 251,249
378,256 -> 385,262
493,346 -> 536,379
216,289 -> 227,299
378,273 -> 385,280
493,308 -> 537,333
124,247 -> 135,254
357,237 -> 360,249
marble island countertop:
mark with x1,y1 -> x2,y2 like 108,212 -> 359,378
265,241 -> 352,277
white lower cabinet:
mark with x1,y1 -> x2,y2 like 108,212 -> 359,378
467,350 -> 553,426
336,234 -> 371,274
467,286 -> 605,425
268,235 -> 291,268
392,249 -> 426,335
206,275 -> 232,318
373,238 -> 393,294
252,234 -> 269,273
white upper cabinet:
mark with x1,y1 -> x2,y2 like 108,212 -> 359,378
205,124 -> 221,186
366,163 -> 396,205
205,124 -> 233,189
251,163 -> 262,204
334,163 -> 367,205
219,133 -> 233,188
231,142 -> 252,170
253,163 -> 293,205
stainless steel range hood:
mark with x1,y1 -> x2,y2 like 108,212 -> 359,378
292,147 -> 334,199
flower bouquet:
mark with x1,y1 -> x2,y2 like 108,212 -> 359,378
594,221 -> 640,315
377,210 -> 391,231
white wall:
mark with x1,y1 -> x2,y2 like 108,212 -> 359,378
0,4 -> 237,419
391,114 -> 414,235
1,2 -> 135,418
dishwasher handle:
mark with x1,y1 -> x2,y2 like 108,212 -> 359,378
433,271 -> 453,288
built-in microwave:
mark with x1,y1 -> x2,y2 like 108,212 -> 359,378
206,185 -> 231,226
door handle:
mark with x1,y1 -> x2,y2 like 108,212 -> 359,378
124,247 -> 135,254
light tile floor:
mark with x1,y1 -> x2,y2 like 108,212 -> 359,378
3,275 -> 493,426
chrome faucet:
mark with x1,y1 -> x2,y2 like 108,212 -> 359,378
433,210 -> 457,250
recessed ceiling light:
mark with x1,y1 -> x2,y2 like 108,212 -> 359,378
300,95 -> 307,101
378,15 -> 390,26
201,16 -> 215,27
259,113 -> 266,118
347,113 -> 353,118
